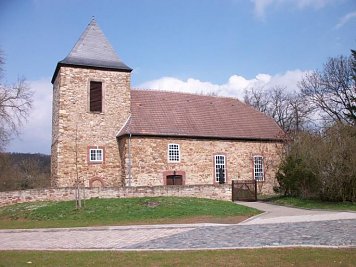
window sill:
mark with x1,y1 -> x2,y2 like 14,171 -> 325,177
88,161 -> 104,164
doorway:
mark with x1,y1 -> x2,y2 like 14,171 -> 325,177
166,175 -> 183,185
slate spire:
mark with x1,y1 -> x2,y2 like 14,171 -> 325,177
52,18 -> 131,83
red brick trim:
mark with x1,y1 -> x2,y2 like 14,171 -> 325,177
162,170 -> 186,185
213,153 -> 228,185
87,145 -> 105,165
89,177 -> 105,187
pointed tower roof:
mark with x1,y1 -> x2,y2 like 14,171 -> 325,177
52,19 -> 131,83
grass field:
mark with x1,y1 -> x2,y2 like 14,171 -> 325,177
0,248 -> 355,267
263,196 -> 356,211
0,197 -> 260,229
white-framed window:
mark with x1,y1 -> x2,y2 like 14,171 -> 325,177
89,148 -> 103,163
168,144 -> 180,162
214,155 -> 226,182
253,156 -> 264,181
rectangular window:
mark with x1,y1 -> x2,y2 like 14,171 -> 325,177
168,144 -> 180,162
89,148 -> 103,163
90,81 -> 102,112
215,155 -> 226,182
254,156 -> 264,181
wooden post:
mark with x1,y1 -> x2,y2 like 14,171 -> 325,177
254,179 -> 257,201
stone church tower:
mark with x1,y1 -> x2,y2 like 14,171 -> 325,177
51,19 -> 131,187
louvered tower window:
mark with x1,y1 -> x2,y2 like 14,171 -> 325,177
90,81 -> 102,112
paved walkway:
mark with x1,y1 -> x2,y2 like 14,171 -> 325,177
0,202 -> 355,251
235,201 -> 356,224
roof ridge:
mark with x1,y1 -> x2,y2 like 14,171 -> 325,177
132,88 -> 243,102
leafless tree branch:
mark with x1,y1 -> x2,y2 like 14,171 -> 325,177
0,51 -> 33,151
299,55 -> 356,125
244,85 -> 314,133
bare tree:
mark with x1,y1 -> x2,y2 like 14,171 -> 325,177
0,50 -> 33,151
244,86 -> 313,133
268,86 -> 292,131
299,55 -> 356,125
0,50 -> 4,79
244,86 -> 270,114
347,49 -> 356,122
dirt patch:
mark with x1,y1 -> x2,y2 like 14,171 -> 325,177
142,201 -> 161,208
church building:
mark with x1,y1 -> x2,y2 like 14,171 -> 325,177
51,19 -> 284,194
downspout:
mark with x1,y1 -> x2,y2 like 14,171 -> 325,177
128,133 -> 132,187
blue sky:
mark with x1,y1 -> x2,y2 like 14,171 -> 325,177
0,0 -> 355,154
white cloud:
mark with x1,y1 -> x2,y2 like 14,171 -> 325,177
251,0 -> 336,18
334,11 -> 356,29
252,0 -> 275,18
295,0 -> 334,9
6,79 -> 52,154
137,69 -> 307,100
261,69 -> 307,91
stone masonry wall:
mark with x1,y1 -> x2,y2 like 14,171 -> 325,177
51,66 -> 131,188
51,73 -> 60,187
0,185 -> 232,207
121,136 -> 283,195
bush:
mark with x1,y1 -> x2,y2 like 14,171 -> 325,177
275,124 -> 356,202
276,155 -> 318,198
317,124 -> 356,201
275,132 -> 320,198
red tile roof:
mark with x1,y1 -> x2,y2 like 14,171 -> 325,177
117,89 -> 284,141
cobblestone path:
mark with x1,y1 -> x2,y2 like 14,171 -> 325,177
0,219 -> 355,250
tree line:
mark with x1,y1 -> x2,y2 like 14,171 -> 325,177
0,153 -> 51,191
245,50 -> 356,202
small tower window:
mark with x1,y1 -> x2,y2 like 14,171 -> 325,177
88,146 -> 105,164
89,148 -> 103,162
90,81 -> 102,112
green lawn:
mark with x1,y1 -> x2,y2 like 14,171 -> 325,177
263,196 -> 356,211
0,197 -> 260,229
0,248 -> 355,267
